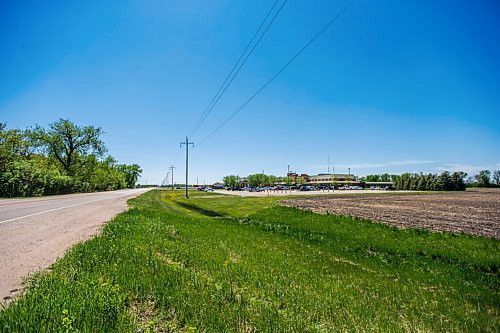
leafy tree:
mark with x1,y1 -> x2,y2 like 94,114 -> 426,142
223,175 -> 241,188
266,175 -> 278,186
31,119 -> 107,175
380,173 -> 391,182
0,121 -> 141,197
283,176 -> 294,186
451,171 -> 467,190
296,176 -> 306,186
0,124 -> 32,171
417,174 -> 427,190
365,175 -> 380,182
91,157 -> 126,191
248,173 -> 267,187
474,170 -> 491,188
119,164 -> 142,188
438,171 -> 453,191
492,170 -> 500,186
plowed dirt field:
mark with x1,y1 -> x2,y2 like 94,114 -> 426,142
281,189 -> 500,239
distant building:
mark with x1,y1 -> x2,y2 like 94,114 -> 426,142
222,172 -> 393,188
307,173 -> 357,185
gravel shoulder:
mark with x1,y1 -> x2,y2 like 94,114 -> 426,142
0,189 -> 150,302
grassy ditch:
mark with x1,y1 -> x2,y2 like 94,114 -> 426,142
1,190 -> 498,332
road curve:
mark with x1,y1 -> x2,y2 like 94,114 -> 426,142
0,188 -> 151,302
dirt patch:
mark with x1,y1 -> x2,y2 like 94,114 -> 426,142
281,189 -> 500,239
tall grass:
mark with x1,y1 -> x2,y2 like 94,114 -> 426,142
1,190 -> 498,332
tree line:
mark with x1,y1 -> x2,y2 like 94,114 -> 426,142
391,172 -> 467,191
223,174 -> 278,188
0,119 -> 142,197
363,170 -> 499,190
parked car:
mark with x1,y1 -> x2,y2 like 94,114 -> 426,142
299,186 -> 316,191
204,187 -> 214,192
197,187 -> 206,191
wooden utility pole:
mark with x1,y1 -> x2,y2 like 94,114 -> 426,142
169,165 -> 175,191
180,137 -> 194,199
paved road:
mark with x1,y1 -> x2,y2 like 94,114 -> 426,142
0,188 -> 151,302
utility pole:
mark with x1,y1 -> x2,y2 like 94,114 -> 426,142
169,165 -> 175,191
180,137 -> 194,199
332,157 -> 335,191
328,156 -> 330,174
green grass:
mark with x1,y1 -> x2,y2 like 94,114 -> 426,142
1,189 -> 498,332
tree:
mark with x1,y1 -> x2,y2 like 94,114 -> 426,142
266,175 -> 278,186
283,176 -> 294,186
493,170 -> 500,186
223,175 -> 241,188
32,119 -> 107,175
474,170 -> 491,188
365,175 -> 380,182
119,164 -> 142,188
380,173 -> 391,182
248,173 -> 267,187
451,171 -> 467,190
0,123 -> 32,171
296,176 -> 306,186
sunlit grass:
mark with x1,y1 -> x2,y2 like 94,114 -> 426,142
1,190 -> 498,332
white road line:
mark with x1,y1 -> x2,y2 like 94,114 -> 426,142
0,196 -> 119,225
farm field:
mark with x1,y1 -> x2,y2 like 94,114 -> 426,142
0,190 -> 498,332
281,188 -> 500,239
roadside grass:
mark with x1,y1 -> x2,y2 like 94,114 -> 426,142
0,189 -> 498,332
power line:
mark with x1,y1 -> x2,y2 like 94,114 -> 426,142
172,145 -> 183,164
200,0 -> 354,144
188,0 -> 287,138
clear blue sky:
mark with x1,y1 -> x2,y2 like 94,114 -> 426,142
1,0 -> 499,184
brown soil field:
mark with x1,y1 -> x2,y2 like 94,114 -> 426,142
281,189 -> 500,239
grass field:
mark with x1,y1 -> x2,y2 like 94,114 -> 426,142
0,190 -> 498,332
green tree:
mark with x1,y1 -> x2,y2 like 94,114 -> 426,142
223,175 -> 241,188
32,119 -> 106,176
474,170 -> 491,188
91,157 -> 126,191
283,176 -> 294,186
266,175 -> 278,186
365,175 -> 380,182
492,170 -> 500,186
119,164 -> 142,188
451,171 -> 467,190
0,123 -> 32,171
380,173 -> 391,182
248,173 -> 267,187
296,176 -> 306,186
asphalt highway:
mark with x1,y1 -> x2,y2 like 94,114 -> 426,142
0,188 -> 151,302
